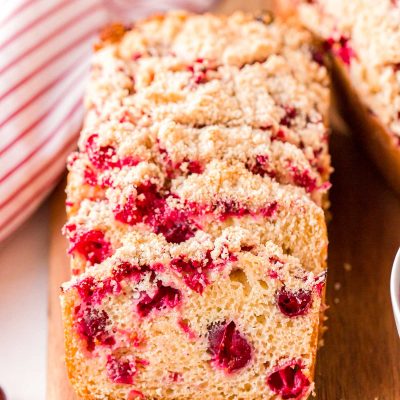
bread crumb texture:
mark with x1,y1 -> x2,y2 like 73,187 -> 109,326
62,11 -> 330,399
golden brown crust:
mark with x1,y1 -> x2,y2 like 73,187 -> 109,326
62,296 -> 91,399
94,23 -> 129,51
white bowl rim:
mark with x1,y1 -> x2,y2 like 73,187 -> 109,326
390,247 -> 400,335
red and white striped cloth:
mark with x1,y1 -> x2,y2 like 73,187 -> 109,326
0,0 -> 216,242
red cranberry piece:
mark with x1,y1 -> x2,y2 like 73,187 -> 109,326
271,129 -> 286,142
75,277 -> 96,301
314,281 -> 325,297
186,160 -> 203,174
83,167 -> 113,189
218,200 -> 248,220
136,358 -> 149,367
119,113 -> 131,123
131,52 -> 142,61
336,36 -> 354,65
250,155 -> 276,178
159,144 -> 203,177
133,183 -> 164,222
188,59 -> 210,85
75,276 -> 106,304
169,371 -> 183,382
260,201 -> 278,218
280,106 -> 297,128
114,182 -> 198,244
114,183 -> 164,225
208,321 -> 252,373
120,155 -> 139,167
313,272 -> 327,296
240,245 -> 254,252
170,247 -> 233,293
290,166 -> 317,193
69,229 -> 112,265
114,195 -> 142,225
171,159 -> 204,176
255,154 -> 269,168
276,287 -> 312,317
75,306 -> 115,351
267,361 -> 310,399
134,183 -> 163,214
67,152 -> 79,168
311,48 -> 324,66
153,207 -> 198,244
128,390 -> 145,399
268,270 -> 279,279
86,134 -> 139,170
170,256 -> 210,294
112,262 -> 145,283
137,283 -> 181,317
86,134 -> 119,170
106,354 -> 136,384
324,35 -> 354,66
178,319 -> 196,340
193,71 -> 207,84
83,167 -> 98,186
323,37 -> 335,51
269,256 -> 283,264
75,263 -> 147,305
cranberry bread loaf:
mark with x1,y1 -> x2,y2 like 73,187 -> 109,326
61,11 -> 331,399
281,0 -> 400,193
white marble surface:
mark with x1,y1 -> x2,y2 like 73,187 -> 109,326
0,202 -> 49,400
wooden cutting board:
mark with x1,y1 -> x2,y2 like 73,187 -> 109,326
47,1 -> 400,398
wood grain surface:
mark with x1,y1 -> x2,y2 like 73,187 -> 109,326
47,1 -> 400,399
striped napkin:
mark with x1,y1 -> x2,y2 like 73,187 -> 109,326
0,0 -> 216,242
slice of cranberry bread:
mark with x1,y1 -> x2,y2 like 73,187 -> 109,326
61,228 -> 326,400
65,159 -> 327,276
282,0 -> 400,193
